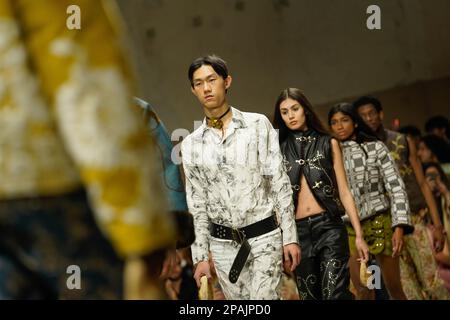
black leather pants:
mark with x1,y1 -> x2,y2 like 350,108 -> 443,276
295,212 -> 353,300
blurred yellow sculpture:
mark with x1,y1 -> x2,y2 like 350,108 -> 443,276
0,0 -> 175,299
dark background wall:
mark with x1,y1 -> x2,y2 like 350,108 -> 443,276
117,0 -> 450,136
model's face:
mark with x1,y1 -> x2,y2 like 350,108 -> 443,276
330,112 -> 355,141
357,104 -> 382,132
425,166 -> 441,196
417,141 -> 434,163
279,98 -> 307,131
191,65 -> 231,110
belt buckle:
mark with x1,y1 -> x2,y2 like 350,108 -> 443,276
231,228 -> 245,244
308,213 -> 323,223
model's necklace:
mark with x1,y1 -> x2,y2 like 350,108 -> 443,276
206,107 -> 231,129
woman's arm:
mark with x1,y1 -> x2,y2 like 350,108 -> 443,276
331,139 -> 363,237
331,139 -> 369,261
376,142 -> 413,233
407,136 -> 445,251
375,141 -> 411,256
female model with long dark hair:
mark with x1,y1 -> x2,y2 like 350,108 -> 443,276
273,88 -> 369,300
328,102 -> 413,299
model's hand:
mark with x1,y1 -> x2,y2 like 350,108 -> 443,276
391,227 -> 404,258
194,260 -> 212,288
160,248 -> 179,279
164,254 -> 183,299
355,236 -> 369,263
432,226 -> 445,252
283,243 -> 301,272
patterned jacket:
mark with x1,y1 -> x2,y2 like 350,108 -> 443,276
181,107 -> 298,264
340,140 -> 413,233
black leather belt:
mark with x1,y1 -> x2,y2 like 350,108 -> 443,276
295,211 -> 340,224
210,214 -> 279,283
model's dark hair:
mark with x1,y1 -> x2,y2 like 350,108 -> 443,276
422,162 -> 449,188
353,95 -> 383,113
420,135 -> 450,163
327,102 -> 378,144
188,55 -> 228,87
425,115 -> 450,139
399,125 -> 422,139
272,88 -> 329,144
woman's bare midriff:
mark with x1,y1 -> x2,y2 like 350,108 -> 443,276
295,175 -> 324,219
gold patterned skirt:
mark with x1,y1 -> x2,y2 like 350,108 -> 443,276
347,211 -> 393,257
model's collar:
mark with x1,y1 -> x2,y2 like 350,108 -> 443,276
289,128 -> 318,142
341,139 -> 357,146
201,107 -> 247,136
